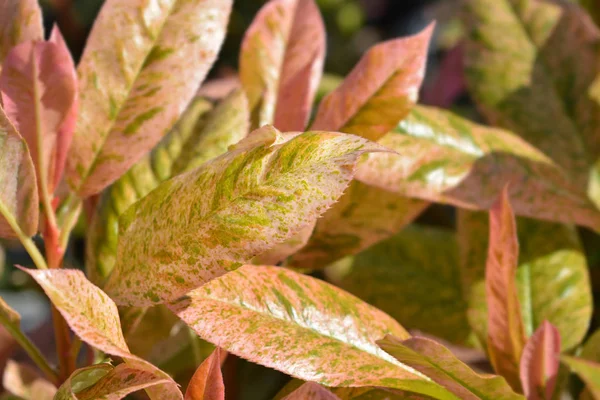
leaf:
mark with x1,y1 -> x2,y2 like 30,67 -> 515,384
184,348 -> 225,400
87,90 -> 248,283
55,364 -> 112,400
169,265 -> 459,400
519,321 -> 561,400
66,0 -> 233,196
105,127 -> 386,306
561,356 -> 600,398
485,188 -> 526,390
463,0 -> 600,204
19,267 -> 183,400
240,0 -> 325,131
458,211 -> 592,352
2,360 -> 56,400
336,225 -> 471,346
0,26 -> 78,195
0,104 -> 38,238
252,221 -> 315,265
378,336 -> 523,400
310,24 -> 433,141
275,380 -> 419,400
282,382 -> 340,400
0,0 -> 43,69
355,105 -> 600,231
289,181 -> 428,269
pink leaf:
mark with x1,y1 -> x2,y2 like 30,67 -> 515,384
0,0 -> 43,68
185,348 -> 226,400
282,382 -> 340,400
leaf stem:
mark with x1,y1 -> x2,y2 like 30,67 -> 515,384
0,203 -> 47,270
189,327 -> 203,366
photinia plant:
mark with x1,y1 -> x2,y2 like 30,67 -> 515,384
2,0 -> 600,399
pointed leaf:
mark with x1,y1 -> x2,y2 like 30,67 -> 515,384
0,105 -> 38,238
561,356 -> 600,398
241,0 -> 325,131
67,0 -> 233,196
519,321 -> 560,400
311,25 -> 432,141
169,265 -> 459,399
54,364 -> 112,400
289,181 -> 428,269
105,127 -> 386,306
378,336 -> 523,400
184,348 -> 225,400
19,268 -> 183,399
0,0 -> 43,69
0,27 -> 78,195
355,105 -> 600,230
2,360 -> 56,400
282,382 -> 340,400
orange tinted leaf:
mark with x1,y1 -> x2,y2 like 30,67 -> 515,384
519,321 -> 560,400
185,348 -> 226,400
0,0 -> 43,69
311,25 -> 432,141
241,0 -> 325,131
282,382 -> 340,400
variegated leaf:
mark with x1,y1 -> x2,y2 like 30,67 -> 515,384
289,181 -> 428,269
87,90 -> 247,283
378,336 -> 523,400
184,348 -> 225,400
0,26 -> 78,195
67,0 -> 233,196
336,225 -> 471,346
464,0 -> 600,205
0,0 -> 43,69
252,221 -> 315,265
20,267 -> 183,400
355,105 -> 600,231
282,382 -> 340,400
105,127 -> 386,306
2,360 -> 56,400
240,0 -> 325,131
0,104 -> 38,238
275,380 -> 420,400
311,25 -> 432,141
169,265 -> 459,400
560,356 -> 600,398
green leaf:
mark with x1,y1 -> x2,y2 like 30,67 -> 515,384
0,0 -> 43,70
105,126 -> 386,306
336,225 -> 472,346
289,181 -> 428,269
355,105 -> 600,231
55,364 -> 112,399
378,336 -> 523,400
169,265 -> 459,400
561,356 -> 600,398
463,0 -> 600,206
2,360 -> 56,400
66,0 -> 233,196
458,211 -> 592,352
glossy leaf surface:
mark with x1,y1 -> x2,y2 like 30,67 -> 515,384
0,0 -> 43,69
519,321 -> 560,400
184,348 -> 225,400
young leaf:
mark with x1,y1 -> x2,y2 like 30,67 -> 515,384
54,364 -> 112,400
311,24 -> 433,141
282,382 -> 340,400
519,321 -> 561,400
0,104 -> 38,238
0,26 -> 78,195
2,360 -> 56,400
378,336 -> 523,400
184,348 -> 225,400
240,0 -> 325,131
0,0 -> 43,68
355,105 -> 600,231
485,188 -> 526,390
66,0 -> 233,196
169,265 -> 459,400
560,356 -> 600,398
105,127 -> 386,306
289,181 -> 429,269
19,267 -> 183,399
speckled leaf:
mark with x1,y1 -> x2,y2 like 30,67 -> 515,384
240,0 -> 325,131
0,0 -> 43,70
378,336 -> 523,400
561,356 -> 600,398
184,348 -> 225,400
275,380 -> 423,400
2,360 -> 56,400
0,105 -> 38,238
289,181 -> 428,269
19,268 -> 182,400
54,364 -> 112,400
355,105 -> 600,231
282,382 -> 340,400
105,127 -> 386,306
336,225 -> 471,346
310,25 -> 432,141
463,0 -> 600,199
87,89 -> 248,283
67,0 -> 233,196
0,27 -> 78,195
458,210 -> 592,353
519,321 -> 560,400
169,265 -> 459,399
252,221 -> 315,265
